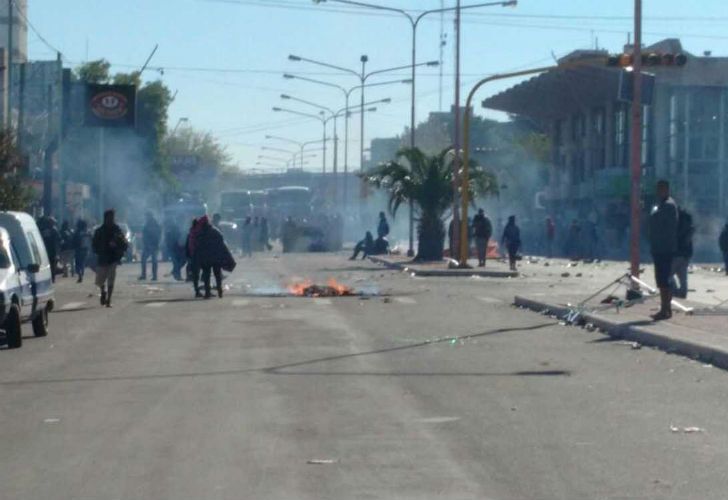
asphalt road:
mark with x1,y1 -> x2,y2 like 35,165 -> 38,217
2,252 -> 728,499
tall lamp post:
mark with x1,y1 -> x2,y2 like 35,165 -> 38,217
283,73 -> 411,207
287,54 -> 438,182
314,0 -> 516,257
266,135 -> 327,170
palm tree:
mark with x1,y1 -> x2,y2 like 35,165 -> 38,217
364,147 -> 498,261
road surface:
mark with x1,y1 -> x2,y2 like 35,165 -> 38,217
2,252 -> 728,499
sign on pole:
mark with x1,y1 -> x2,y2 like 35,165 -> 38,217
85,84 -> 136,127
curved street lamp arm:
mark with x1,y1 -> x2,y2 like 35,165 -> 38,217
346,78 -> 411,96
272,107 -> 325,122
288,54 -> 359,78
415,0 -> 517,25
314,0 -> 412,22
364,61 -> 438,81
283,74 -> 348,96
265,135 -> 304,147
280,94 -> 335,115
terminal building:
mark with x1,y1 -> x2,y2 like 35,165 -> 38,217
483,39 -> 728,252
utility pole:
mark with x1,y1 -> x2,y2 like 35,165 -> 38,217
452,0 -> 462,262
629,0 -> 643,280
7,0 -> 12,128
439,0 -> 446,111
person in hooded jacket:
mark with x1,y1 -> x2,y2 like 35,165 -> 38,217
501,215 -> 521,272
38,216 -> 61,283
71,219 -> 92,283
196,215 -> 234,299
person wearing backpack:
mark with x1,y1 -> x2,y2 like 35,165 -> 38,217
670,207 -> 694,299
719,222 -> 728,276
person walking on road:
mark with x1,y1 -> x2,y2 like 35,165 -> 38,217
377,211 -> 390,239
472,209 -> 493,267
164,218 -> 183,281
59,220 -> 75,278
139,212 -> 161,281
186,218 -> 203,297
648,180 -> 679,321
719,221 -> 728,276
670,207 -> 694,299
92,209 -> 128,308
38,216 -> 61,283
260,217 -> 272,251
196,215 -> 235,299
71,219 -> 92,283
502,215 -> 521,272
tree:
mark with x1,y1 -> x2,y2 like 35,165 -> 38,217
364,147 -> 498,261
75,59 -> 111,84
0,129 -> 34,210
164,127 -> 231,172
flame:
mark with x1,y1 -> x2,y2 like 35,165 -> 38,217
287,280 -> 313,296
286,278 -> 354,297
327,278 -> 353,296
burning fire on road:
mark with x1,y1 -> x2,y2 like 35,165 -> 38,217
287,278 -> 356,297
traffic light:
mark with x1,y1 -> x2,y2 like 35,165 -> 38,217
607,52 -> 688,68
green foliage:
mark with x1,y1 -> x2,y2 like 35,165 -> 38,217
75,59 -> 111,84
364,147 -> 498,260
164,128 -> 231,171
0,130 -> 34,210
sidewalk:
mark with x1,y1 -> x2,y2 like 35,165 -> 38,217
369,255 -> 519,278
512,257 -> 728,370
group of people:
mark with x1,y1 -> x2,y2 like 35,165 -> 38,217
37,215 -> 94,284
350,212 -> 391,260
450,210 -> 522,271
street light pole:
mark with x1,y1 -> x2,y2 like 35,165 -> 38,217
314,0 -> 517,257
284,74 -> 411,208
629,0 -> 643,280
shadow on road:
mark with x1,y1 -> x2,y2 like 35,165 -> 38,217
0,322 -> 564,384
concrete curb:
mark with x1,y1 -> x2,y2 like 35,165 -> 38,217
514,295 -> 728,370
369,256 -> 519,278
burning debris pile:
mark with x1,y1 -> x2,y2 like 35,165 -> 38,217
287,279 -> 356,297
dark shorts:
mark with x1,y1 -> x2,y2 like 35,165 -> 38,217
652,253 -> 673,288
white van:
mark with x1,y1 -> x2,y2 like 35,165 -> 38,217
0,212 -> 55,349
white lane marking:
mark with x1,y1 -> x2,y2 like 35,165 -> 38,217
232,299 -> 250,307
416,417 -> 461,424
145,302 -> 167,308
477,296 -> 503,304
394,297 -> 417,305
59,302 -> 86,311
312,298 -> 332,306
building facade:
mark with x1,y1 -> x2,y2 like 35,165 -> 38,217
483,39 -> 728,254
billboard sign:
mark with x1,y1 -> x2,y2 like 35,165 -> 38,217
85,84 -> 136,127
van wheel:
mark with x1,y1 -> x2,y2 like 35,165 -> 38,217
4,304 -> 22,349
32,307 -> 49,337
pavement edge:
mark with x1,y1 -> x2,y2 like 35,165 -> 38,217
514,295 -> 728,370
369,256 -> 519,278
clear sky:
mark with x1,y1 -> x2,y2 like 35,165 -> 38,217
27,0 -> 728,171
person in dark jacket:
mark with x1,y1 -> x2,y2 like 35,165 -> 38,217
139,212 -> 161,281
38,216 -> 61,283
92,210 -> 128,308
71,219 -> 92,283
472,209 -> 493,267
196,215 -> 231,298
350,232 -> 374,260
377,212 -> 390,239
670,208 -> 694,299
164,218 -> 184,281
648,180 -> 679,320
719,222 -> 728,276
186,218 -> 203,297
501,215 -> 521,271
59,220 -> 75,277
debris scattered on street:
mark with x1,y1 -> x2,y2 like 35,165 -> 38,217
307,459 -> 337,465
670,425 -> 705,433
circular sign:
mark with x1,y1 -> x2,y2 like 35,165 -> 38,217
90,91 -> 129,120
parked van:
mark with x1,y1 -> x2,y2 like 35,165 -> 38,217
0,212 -> 55,349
